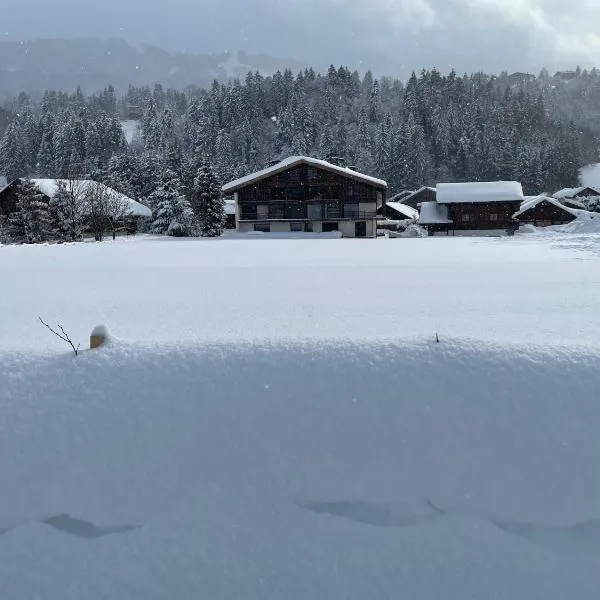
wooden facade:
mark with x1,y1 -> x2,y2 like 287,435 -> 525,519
446,201 -> 521,232
228,159 -> 385,238
0,179 -> 23,218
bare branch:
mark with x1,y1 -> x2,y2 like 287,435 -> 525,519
39,317 -> 80,356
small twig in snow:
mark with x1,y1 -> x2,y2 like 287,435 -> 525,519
436,333 -> 440,343
38,317 -> 80,356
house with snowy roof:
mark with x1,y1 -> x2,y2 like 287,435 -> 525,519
432,181 -> 524,235
0,178 -> 152,235
513,196 -> 579,227
552,186 -> 600,209
222,156 -> 387,238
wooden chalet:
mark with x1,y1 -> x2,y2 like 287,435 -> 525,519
401,186 -> 436,209
513,196 -> 578,227
222,156 -> 387,238
436,181 -> 524,234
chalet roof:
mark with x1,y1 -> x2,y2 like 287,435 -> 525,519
403,186 -> 435,201
387,190 -> 414,202
553,186 -> 600,200
385,201 -> 419,220
437,181 -> 523,204
419,201 -> 452,224
222,156 -> 387,194
513,195 -> 580,219
29,179 -> 152,218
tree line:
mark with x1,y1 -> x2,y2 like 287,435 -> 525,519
0,65 -> 599,218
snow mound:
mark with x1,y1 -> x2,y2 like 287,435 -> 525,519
1,340 -> 600,598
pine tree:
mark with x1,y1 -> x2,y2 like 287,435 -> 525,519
192,159 -> 225,237
149,169 -> 195,237
7,179 -> 52,243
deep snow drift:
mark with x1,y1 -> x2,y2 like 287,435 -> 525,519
2,340 -> 600,599
2,234 -> 600,598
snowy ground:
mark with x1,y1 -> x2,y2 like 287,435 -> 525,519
1,233 -> 600,350
2,233 -> 600,598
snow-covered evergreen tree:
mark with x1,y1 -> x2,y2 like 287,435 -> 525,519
49,180 -> 85,242
192,159 -> 225,237
7,179 -> 52,243
149,169 -> 195,237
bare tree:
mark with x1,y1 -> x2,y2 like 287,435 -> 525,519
103,188 -> 131,240
84,181 -> 111,241
51,177 -> 87,242
39,317 -> 80,356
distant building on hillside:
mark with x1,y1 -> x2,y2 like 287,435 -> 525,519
553,70 -> 578,82
513,196 -> 579,227
222,156 -> 387,238
434,181 -> 524,235
401,186 -> 436,209
508,72 -> 536,87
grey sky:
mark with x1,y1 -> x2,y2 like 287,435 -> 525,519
1,0 -> 598,75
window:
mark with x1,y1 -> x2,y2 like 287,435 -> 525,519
307,203 -> 322,219
461,213 -> 472,222
257,204 -> 269,220
305,223 -> 313,233
322,222 -> 339,232
254,223 -> 270,233
489,213 -> 498,222
290,222 -> 303,232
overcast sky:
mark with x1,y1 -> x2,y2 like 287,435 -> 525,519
1,0 -> 598,76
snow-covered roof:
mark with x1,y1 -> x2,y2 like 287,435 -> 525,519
419,201 -> 452,224
437,181 -> 524,204
513,195 -> 580,219
385,201 -> 419,221
222,156 -> 387,193
224,199 -> 236,215
553,186 -> 600,200
387,190 -> 414,202
30,179 -> 152,218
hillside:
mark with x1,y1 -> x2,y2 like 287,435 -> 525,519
0,39 -> 309,97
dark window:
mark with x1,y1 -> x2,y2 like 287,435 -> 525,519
355,221 -> 367,237
269,204 -> 285,219
322,222 -> 339,232
290,222 -> 303,232
254,223 -> 270,233
305,222 -> 313,233
286,203 -> 306,219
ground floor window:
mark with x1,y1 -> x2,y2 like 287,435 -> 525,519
290,222 -> 303,232
254,223 -> 270,233
322,222 -> 339,232
489,213 -> 498,222
305,223 -> 313,233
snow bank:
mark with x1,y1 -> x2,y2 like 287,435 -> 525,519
1,339 -> 600,598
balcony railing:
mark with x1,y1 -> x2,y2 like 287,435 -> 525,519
239,204 -> 377,221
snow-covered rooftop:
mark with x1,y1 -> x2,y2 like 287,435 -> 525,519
30,179 -> 152,218
513,195 -> 580,219
419,201 -> 452,224
385,201 -> 419,221
553,186 -> 600,199
403,186 -> 436,202
387,190 -> 414,203
437,181 -> 524,204
222,156 -> 387,193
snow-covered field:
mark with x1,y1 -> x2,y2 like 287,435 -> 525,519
2,233 -> 600,599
